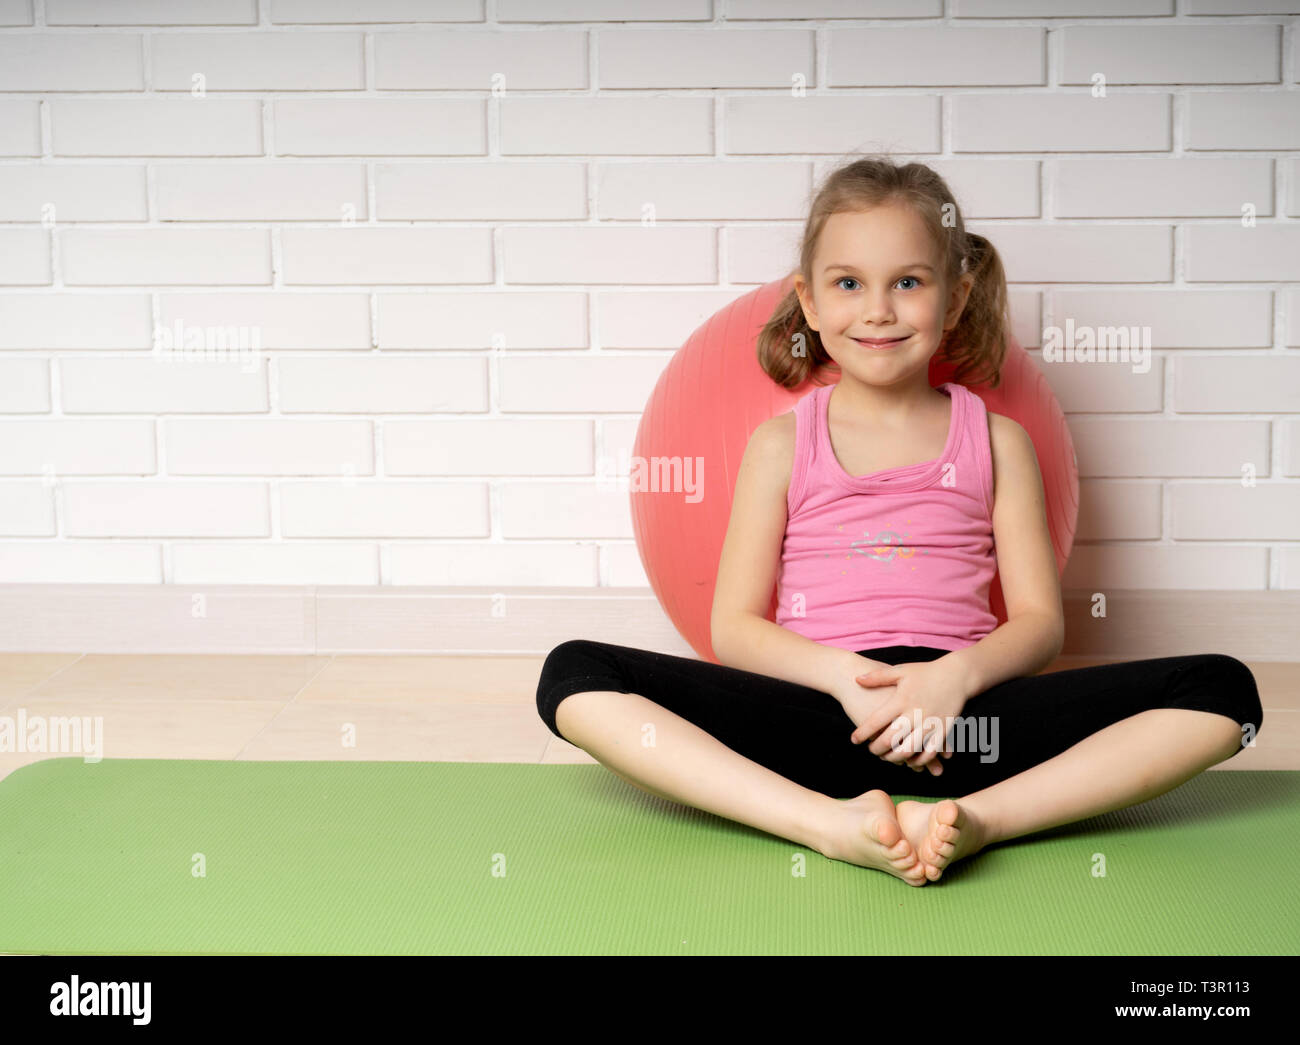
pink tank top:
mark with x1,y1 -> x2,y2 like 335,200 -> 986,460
774,380 -> 998,653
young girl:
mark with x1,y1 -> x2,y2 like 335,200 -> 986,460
534,157 -> 1264,887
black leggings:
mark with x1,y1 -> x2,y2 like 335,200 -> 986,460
535,640 -> 1264,800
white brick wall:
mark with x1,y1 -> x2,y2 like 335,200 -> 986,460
0,1 -> 1298,591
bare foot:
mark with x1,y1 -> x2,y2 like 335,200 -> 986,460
894,798 -> 990,882
822,789 -> 928,887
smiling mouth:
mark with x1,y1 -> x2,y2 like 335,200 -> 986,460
853,336 -> 909,347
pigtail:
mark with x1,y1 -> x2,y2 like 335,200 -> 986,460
938,232 -> 1008,390
755,283 -> 835,391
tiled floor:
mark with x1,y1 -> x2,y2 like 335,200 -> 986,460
0,652 -> 1295,784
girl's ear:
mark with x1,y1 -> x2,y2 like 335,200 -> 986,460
943,272 -> 975,333
793,275 -> 819,333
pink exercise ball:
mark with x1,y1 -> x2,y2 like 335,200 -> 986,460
629,274 -> 1079,664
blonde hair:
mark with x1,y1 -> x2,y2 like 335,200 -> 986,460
757,154 -> 1009,391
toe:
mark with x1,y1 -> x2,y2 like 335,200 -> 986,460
870,813 -> 902,849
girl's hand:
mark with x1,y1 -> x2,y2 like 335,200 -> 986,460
829,656 -> 944,776
846,659 -> 973,774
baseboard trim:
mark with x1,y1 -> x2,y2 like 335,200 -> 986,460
0,585 -> 1296,660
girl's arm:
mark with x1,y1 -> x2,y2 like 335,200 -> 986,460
942,412 -> 1066,700
710,413 -> 870,692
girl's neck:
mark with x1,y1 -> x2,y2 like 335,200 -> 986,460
828,374 -> 944,428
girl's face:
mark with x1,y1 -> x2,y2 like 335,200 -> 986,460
794,204 -> 973,385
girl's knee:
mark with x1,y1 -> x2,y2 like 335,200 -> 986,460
1189,654 -> 1263,740
536,640 -> 624,740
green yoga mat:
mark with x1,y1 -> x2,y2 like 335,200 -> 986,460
1,757 -> 1296,955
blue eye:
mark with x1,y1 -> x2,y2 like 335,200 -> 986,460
834,276 -> 922,291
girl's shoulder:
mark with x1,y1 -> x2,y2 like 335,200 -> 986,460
748,409 -> 798,477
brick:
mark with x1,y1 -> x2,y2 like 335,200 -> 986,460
1171,482 -> 1300,540
605,540 -> 648,586
59,357 -> 267,413
0,486 -> 56,536
51,97 -> 263,156
0,164 -> 148,222
1074,480 -> 1162,541
165,419 -> 374,475
500,480 -> 634,538
954,0 -> 1167,12
1286,421 -> 1300,476
597,289 -> 749,348
0,357 -> 49,411
0,32 -> 143,90
1063,543 -> 1267,590
500,0 -> 707,18
596,160 -> 811,220
282,227 -> 493,285
499,354 -> 668,412
0,419 -> 156,474
0,0 -> 33,25
1054,158 -> 1273,217
270,0 -> 481,21
152,31 -> 364,90
1174,356 -> 1300,412
377,291 -> 586,349
61,228 -> 271,285
599,28 -> 812,88
725,223 -> 803,284
274,98 -> 485,156
385,419 -> 593,475
1068,418 -> 1269,476
1186,225 -> 1300,282
1062,25 -> 1280,85
830,26 -> 1043,86
733,0 -> 935,15
159,292 -> 371,349
954,94 -> 1169,152
389,542 -> 598,587
276,356 -> 488,413
0,229 -> 51,284
503,225 -> 714,284
0,100 -> 41,156
1186,92 -> 1300,150
972,223 -> 1172,282
63,482 -> 270,537
0,542 -> 161,582
501,96 -> 712,155
280,482 -> 488,537
0,293 -> 152,349
727,95 -> 939,155
46,0 -> 258,23
376,29 -> 586,89
1049,290 -> 1272,348
157,162 -> 367,220
173,542 -> 378,585
1038,356 -> 1163,412
376,162 -> 585,220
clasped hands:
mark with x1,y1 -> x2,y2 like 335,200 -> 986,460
832,655 -> 973,777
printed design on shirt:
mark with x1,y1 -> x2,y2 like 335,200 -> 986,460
824,521 -> 929,574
